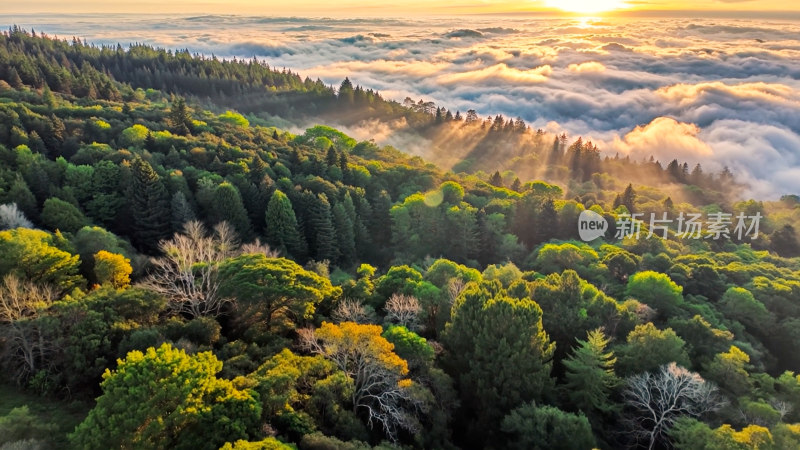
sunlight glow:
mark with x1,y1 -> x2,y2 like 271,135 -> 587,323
544,0 -> 629,14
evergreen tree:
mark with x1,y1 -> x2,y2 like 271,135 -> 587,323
489,171 -> 504,187
511,178 -> 522,192
167,97 -> 193,136
332,198 -> 355,265
444,281 -> 554,441
129,156 -> 171,253
325,145 -> 338,167
310,193 -> 338,262
621,184 -> 636,213
562,329 -> 620,419
264,190 -> 306,258
170,191 -> 196,232
210,182 -> 252,240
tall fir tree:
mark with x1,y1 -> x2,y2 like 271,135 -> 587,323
264,190 -> 306,258
562,329 -> 620,419
332,201 -> 355,265
167,97 -> 193,136
129,156 -> 170,253
310,193 -> 338,262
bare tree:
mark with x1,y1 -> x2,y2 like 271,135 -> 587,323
622,362 -> 725,450
0,203 -> 34,230
0,275 -> 56,383
447,278 -> 466,306
384,293 -> 421,330
139,221 -> 276,319
240,238 -> 280,258
299,323 -> 427,442
332,298 -> 376,324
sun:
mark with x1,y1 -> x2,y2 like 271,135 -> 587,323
544,0 -> 629,14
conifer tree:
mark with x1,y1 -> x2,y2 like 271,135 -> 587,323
562,329 -> 620,418
167,97 -> 193,136
210,182 -> 252,240
129,156 -> 170,253
264,190 -> 306,258
311,193 -> 338,262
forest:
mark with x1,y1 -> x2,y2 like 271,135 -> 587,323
2,27 -> 800,449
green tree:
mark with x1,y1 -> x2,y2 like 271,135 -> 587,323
41,197 -> 87,233
563,328 -> 620,417
501,404 -> 596,450
209,182 -> 253,240
264,190 -> 306,258
168,97 -> 193,135
0,228 -> 82,292
617,323 -> 690,376
219,255 -> 335,332
129,156 -> 171,253
626,271 -> 684,321
70,343 -> 260,450
310,193 -> 337,262
443,281 -> 554,437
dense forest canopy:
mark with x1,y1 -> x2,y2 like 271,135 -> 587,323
1,27 -> 800,450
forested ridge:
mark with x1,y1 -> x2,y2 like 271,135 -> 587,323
2,28 -> 800,450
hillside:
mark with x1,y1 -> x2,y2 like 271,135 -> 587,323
1,28 -> 800,449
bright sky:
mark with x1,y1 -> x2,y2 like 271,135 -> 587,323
2,0 -> 798,16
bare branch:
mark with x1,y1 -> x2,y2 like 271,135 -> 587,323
384,294 -> 421,330
332,298 -> 376,324
622,362 -> 725,450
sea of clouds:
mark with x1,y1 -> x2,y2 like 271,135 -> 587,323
3,14 -> 800,198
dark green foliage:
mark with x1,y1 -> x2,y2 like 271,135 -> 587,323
129,156 -> 170,253
265,190 -> 306,258
501,404 -> 596,450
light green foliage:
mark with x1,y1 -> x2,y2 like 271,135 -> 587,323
501,403 -> 596,450
70,343 -> 260,450
482,261 -> 522,288
0,405 -> 58,445
218,111 -> 250,128
120,124 -> 150,147
219,438 -> 293,449
382,325 -> 435,370
563,328 -> 620,417
626,270 -> 684,320
617,323 -> 690,376
244,349 -> 359,442
532,242 -> 599,278
0,227 -> 82,291
297,126 -> 356,150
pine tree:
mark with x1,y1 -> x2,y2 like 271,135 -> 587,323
311,193 -> 338,262
325,145 -> 338,167
170,191 -> 196,232
562,329 -> 620,418
489,171 -> 504,187
264,190 -> 306,258
167,97 -> 193,136
621,184 -> 636,213
129,157 -> 171,253
8,67 -> 23,89
332,201 -> 355,265
511,178 -> 522,192
210,182 -> 252,240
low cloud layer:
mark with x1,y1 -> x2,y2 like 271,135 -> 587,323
4,14 -> 800,198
